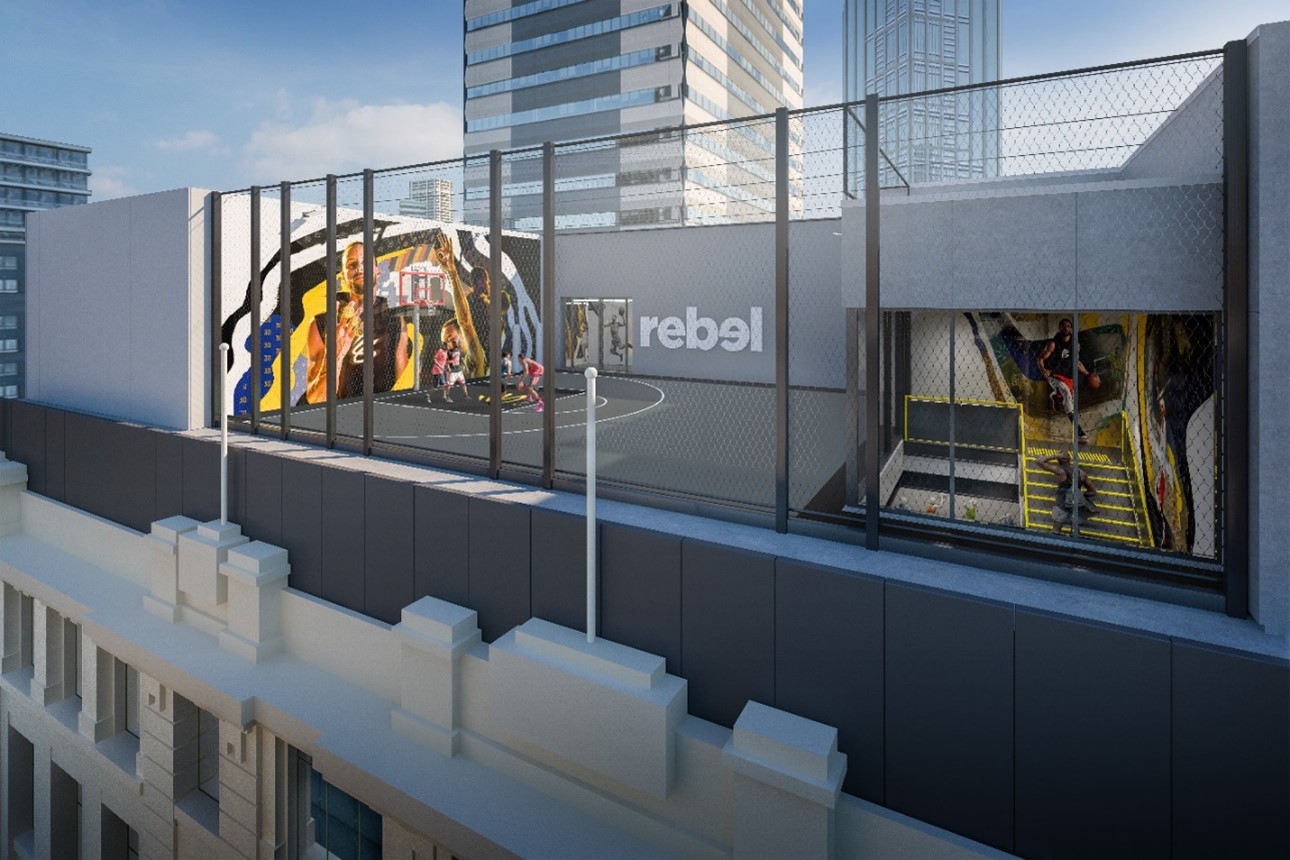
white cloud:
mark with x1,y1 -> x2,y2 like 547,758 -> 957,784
244,99 -> 463,183
155,130 -> 224,153
89,166 -> 139,201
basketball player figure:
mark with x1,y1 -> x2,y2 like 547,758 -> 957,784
1038,318 -> 1097,445
443,336 -> 469,402
517,354 -> 545,413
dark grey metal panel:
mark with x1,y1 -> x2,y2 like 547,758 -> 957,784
1172,642 -> 1290,859
280,459 -> 323,597
243,449 -> 283,546
601,523 -> 682,675
0,396 -> 8,451
774,560 -> 883,802
62,415 -> 156,533
680,539 -> 775,728
885,583 -> 1014,852
530,508 -> 585,633
181,437 -> 219,523
7,401 -> 45,494
412,485 -> 470,606
510,33 -> 622,77
467,496 -> 531,642
363,475 -> 415,625
320,467 -> 365,614
43,408 -> 64,503
154,432 -> 184,521
1015,611 -> 1170,860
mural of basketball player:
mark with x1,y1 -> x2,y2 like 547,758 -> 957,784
1038,318 -> 1096,444
303,241 -> 409,403
429,231 -> 487,379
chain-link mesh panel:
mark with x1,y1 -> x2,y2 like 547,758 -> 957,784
551,118 -> 778,508
250,185 -> 284,433
217,189 -> 254,427
877,55 -> 1222,184
497,147 -> 549,472
789,107 -> 851,516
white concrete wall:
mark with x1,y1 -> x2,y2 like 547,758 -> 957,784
25,188 -> 209,431
0,455 -> 1007,860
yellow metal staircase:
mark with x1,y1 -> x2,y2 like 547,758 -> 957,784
1023,444 -> 1147,546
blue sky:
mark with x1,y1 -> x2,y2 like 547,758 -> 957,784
1,0 -> 1283,198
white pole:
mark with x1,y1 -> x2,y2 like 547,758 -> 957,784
219,343 -> 229,525
585,366 -> 598,644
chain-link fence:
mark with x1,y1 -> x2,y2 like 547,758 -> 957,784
214,49 -> 1229,571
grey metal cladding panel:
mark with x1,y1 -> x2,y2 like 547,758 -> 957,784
774,560 -> 883,803
320,467 -> 365,614
510,4 -> 624,42
181,436 -> 220,523
1014,610 -> 1170,860
154,432 -> 184,521
680,539 -> 775,728
7,401 -> 45,493
43,408 -> 64,502
412,485 -> 470,606
63,415 -> 156,533
509,33 -> 622,77
881,201 -> 954,308
884,583 -> 1014,853
363,475 -> 415,625
242,449 -> 283,546
1171,642 -> 1290,859
1076,185 -> 1224,311
467,496 -> 531,642
950,192 -> 1078,311
530,507 -> 586,633
600,522 -> 681,675
508,111 -> 625,149
280,459 -> 323,597
511,73 -> 624,113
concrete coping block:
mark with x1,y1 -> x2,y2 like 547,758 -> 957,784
397,596 -> 480,648
194,519 -> 244,544
221,541 -> 290,583
512,618 -> 664,690
0,457 -> 27,487
150,515 -> 202,543
731,701 -> 840,784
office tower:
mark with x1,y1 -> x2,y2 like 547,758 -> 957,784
0,132 -> 91,397
845,0 -> 1000,183
462,0 -> 804,229
399,177 -> 454,221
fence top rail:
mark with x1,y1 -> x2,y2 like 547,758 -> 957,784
218,45 -> 1223,196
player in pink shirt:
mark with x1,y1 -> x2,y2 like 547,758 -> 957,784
518,354 -> 544,412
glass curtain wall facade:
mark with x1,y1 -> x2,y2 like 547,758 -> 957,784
462,0 -> 804,229
0,132 -> 91,397
845,0 -> 1000,184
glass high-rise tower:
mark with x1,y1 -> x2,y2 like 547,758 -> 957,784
462,0 -> 805,229
0,132 -> 91,398
845,0 -> 1000,184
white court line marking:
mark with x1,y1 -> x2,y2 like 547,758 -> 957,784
375,380 -> 667,441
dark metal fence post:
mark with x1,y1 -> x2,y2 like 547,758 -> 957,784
209,192 -> 222,428
279,181 -> 292,440
542,142 -> 556,487
325,175 -> 338,447
362,169 -> 375,455
864,96 -> 881,550
774,107 -> 789,533
489,150 -> 503,478
1222,38 -> 1249,618
250,186 -> 262,433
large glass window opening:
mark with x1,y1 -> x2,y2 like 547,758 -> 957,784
879,310 -> 1219,560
